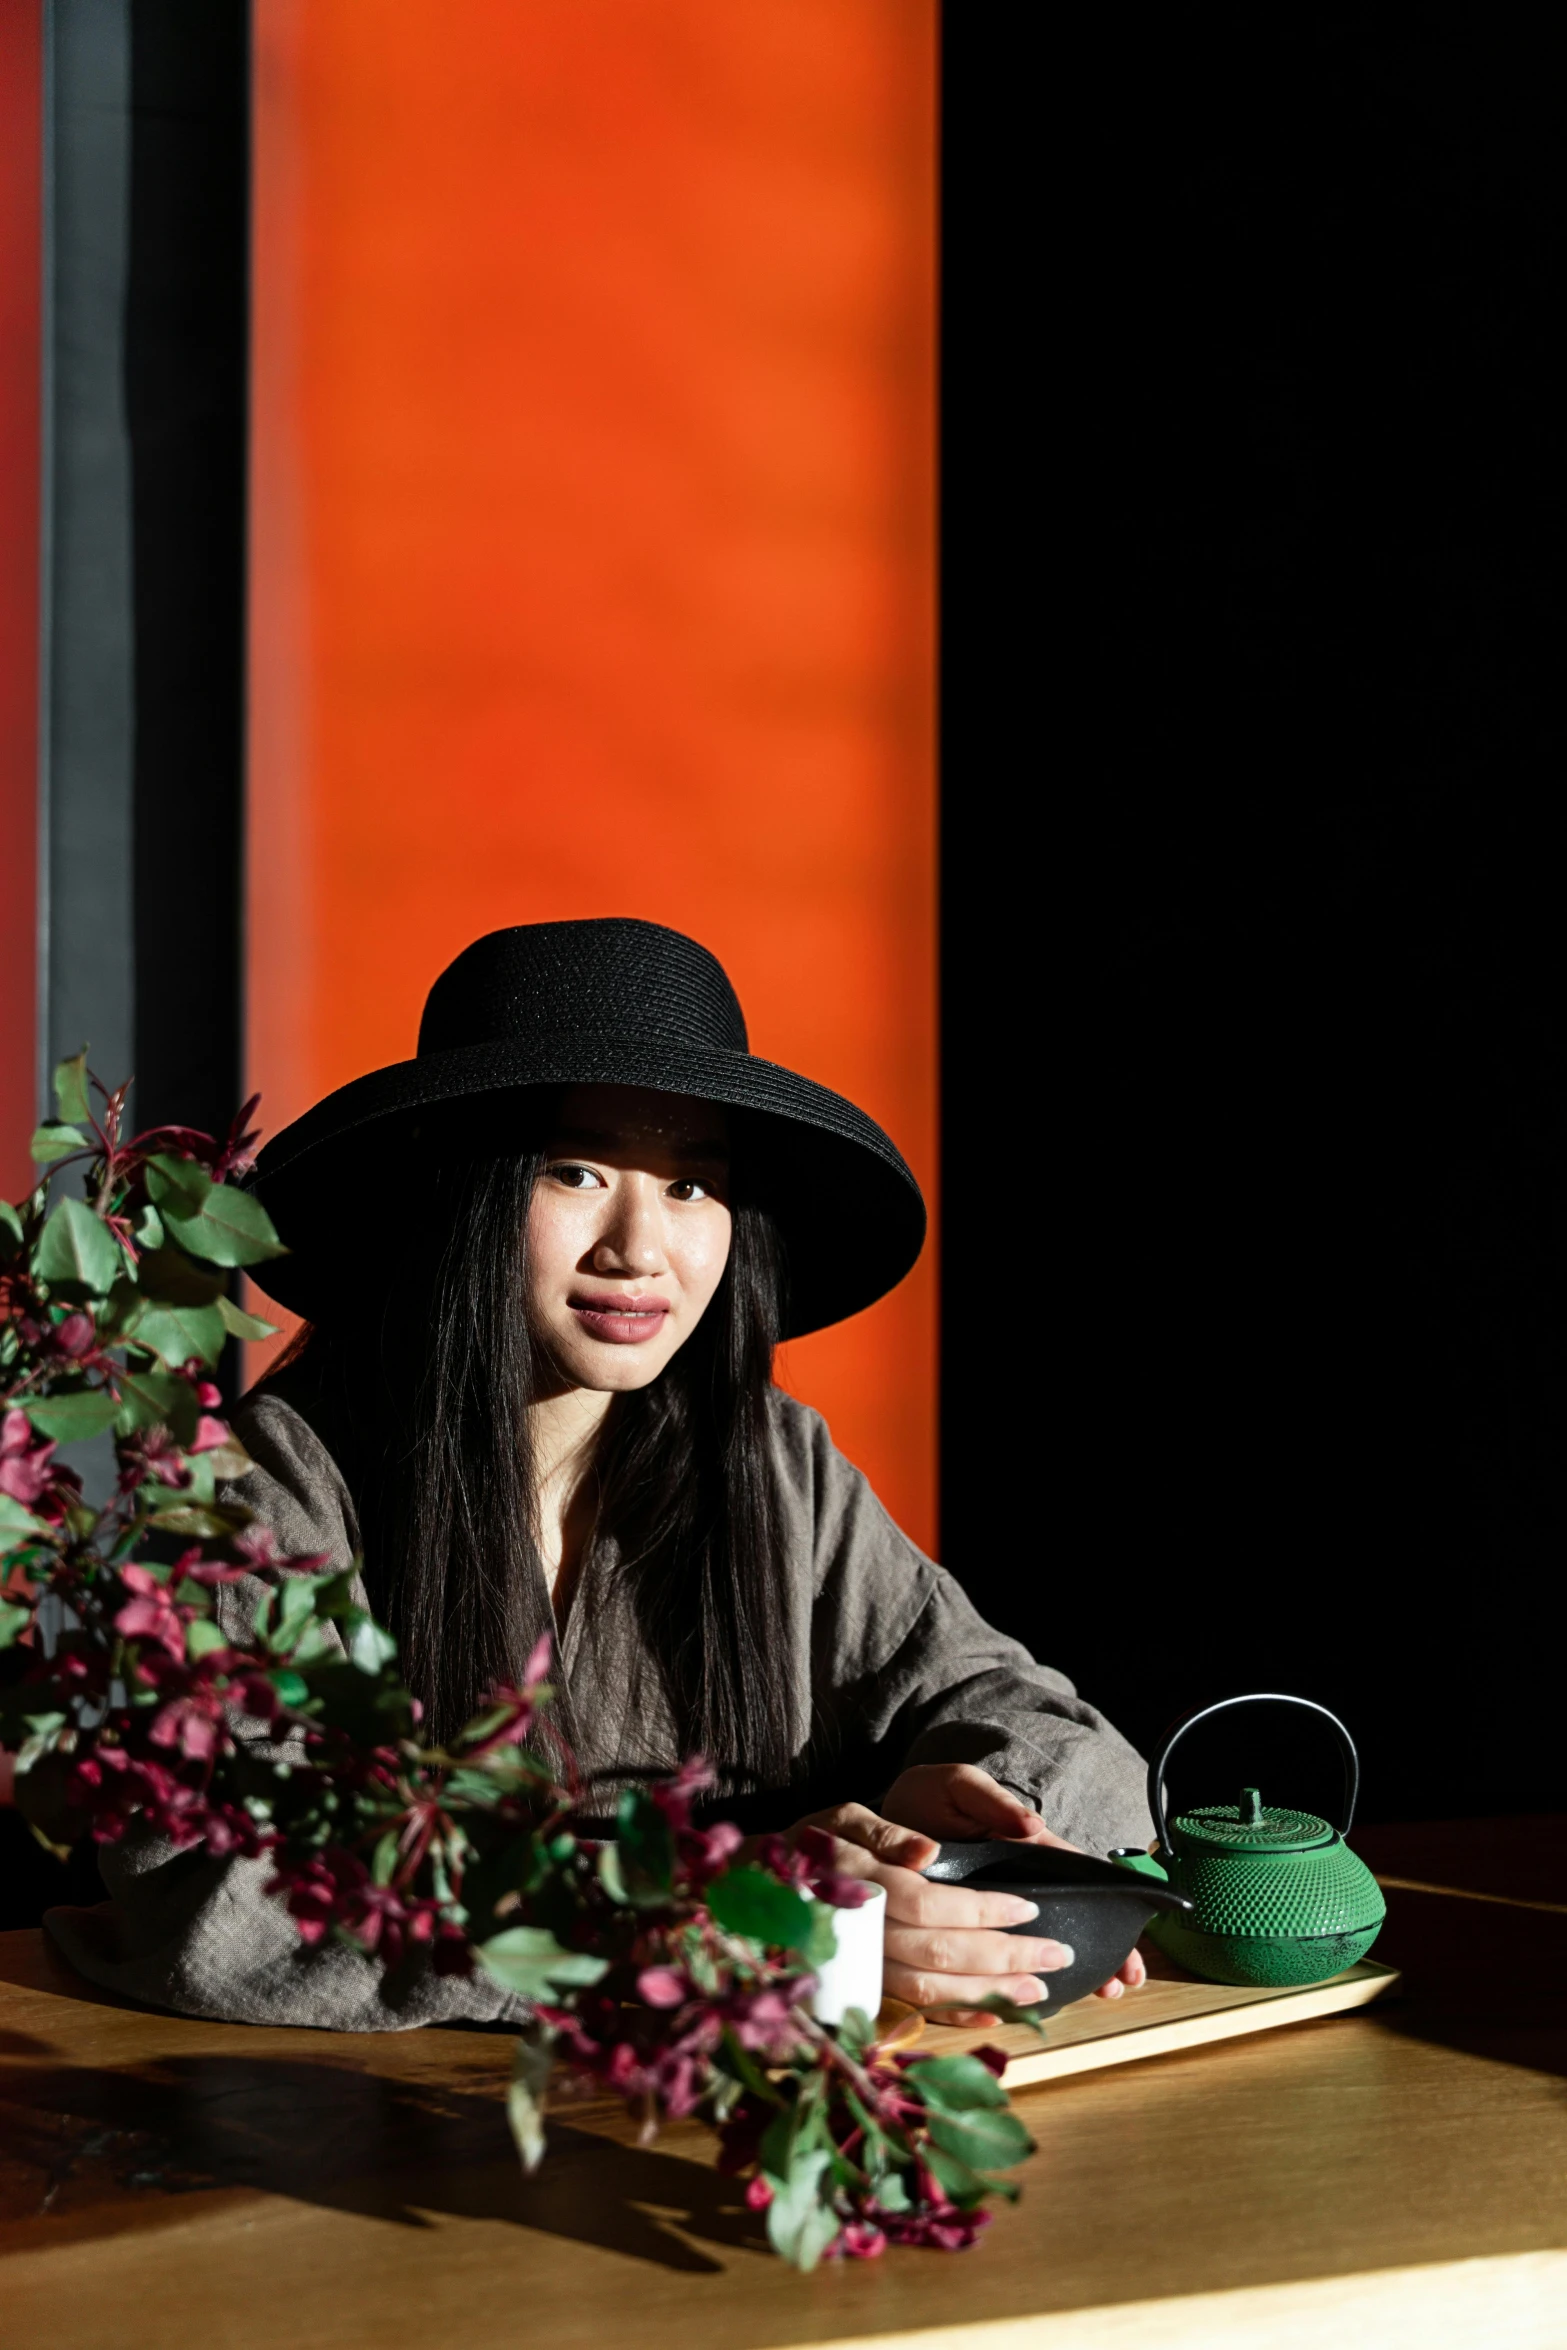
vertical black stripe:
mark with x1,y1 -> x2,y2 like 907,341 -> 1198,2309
126,0 -> 248,1145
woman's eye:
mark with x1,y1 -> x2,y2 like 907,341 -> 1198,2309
667,1178 -> 712,1202
548,1163 -> 602,1190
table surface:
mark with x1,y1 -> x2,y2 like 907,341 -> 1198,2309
2,1816 -> 1566,2350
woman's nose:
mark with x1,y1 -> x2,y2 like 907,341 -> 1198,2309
590,1176 -> 668,1274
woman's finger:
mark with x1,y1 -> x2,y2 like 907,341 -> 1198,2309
797,1828 -> 1042,1932
875,1869 -> 1043,1933
885,1925 -> 1073,1979
1092,1948 -> 1147,1999
796,1804 -> 937,1873
886,1962 -> 1050,2011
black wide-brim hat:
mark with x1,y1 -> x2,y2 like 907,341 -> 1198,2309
246,918 -> 926,1339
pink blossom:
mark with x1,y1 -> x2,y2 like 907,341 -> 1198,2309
115,1566 -> 187,1660
745,2174 -> 774,2211
723,1983 -> 807,2055
54,1312 -> 95,1359
0,1410 -> 55,1506
681,1819 -> 743,1882
149,1694 -> 222,1760
190,1415 -> 231,1453
637,1966 -> 687,2009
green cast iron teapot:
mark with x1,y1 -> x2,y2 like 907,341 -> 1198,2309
1110,1693 -> 1386,1987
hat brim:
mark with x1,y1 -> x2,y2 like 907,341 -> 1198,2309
244,1036 -> 926,1340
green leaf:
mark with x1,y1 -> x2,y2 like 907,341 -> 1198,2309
53,1050 -> 91,1127
95,1275 -> 144,1343
218,1293 -> 280,1342
155,1176 -> 286,1269
0,1200 -> 25,1259
135,1244 -> 226,1307
597,1841 -> 629,1904
764,2148 -> 840,2271
34,1196 -> 120,1297
268,1575 -> 326,1651
270,1667 -> 309,1708
903,2054 -> 1011,2113
925,2104 -> 1035,2173
129,1299 -> 228,1368
132,1201 -> 164,1251
284,1617 -> 339,1665
924,1991 -> 1050,2041
184,1617 -> 228,1659
800,1899 -> 839,1970
14,1710 -> 68,1775
0,1493 -> 48,1537
919,2140 -> 990,2207
706,1866 -> 819,1955
372,1830 -> 401,1887
475,1925 -> 610,1999
507,2027 -> 556,2174
613,1784 -> 676,1901
26,1392 -> 120,1442
30,1123 -> 87,1165
145,1155 -> 214,1213
146,1503 -> 249,1539
0,1599 -> 33,1648
833,2007 -> 877,2063
114,1365 -> 200,1446
872,2166 -> 911,2213
345,1614 -> 397,1673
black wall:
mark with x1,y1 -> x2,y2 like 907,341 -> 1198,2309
128,0 -> 249,1142
942,17 -> 1567,1823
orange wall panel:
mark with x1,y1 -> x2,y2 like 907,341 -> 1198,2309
249,0 -> 936,1547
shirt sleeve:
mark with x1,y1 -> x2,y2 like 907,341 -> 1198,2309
43,1393 -> 528,2031
790,1399 -> 1153,1855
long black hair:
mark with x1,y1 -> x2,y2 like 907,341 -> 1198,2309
269,1135 -> 795,1784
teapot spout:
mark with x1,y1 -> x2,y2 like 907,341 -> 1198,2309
1108,1848 -> 1170,1884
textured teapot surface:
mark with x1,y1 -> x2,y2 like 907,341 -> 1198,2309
1113,1697 -> 1390,1987
1146,1784 -> 1386,1987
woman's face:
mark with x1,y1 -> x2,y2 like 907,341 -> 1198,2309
526,1084 -> 733,1393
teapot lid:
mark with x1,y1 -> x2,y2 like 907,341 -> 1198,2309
1171,1786 -> 1336,1856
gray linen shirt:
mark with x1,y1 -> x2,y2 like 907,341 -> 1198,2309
45,1390 -> 1150,2028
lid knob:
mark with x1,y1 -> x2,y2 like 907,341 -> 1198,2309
1239,1786 -> 1264,1827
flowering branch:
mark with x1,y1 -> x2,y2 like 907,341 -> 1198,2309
0,1060 -> 1043,2267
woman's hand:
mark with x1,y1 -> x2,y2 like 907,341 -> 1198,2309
787,1797 -> 1075,2015
879,1761 -> 1076,1849
878,1762 -> 1148,2004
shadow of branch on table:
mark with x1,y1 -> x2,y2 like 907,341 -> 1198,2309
0,2054 -> 765,2271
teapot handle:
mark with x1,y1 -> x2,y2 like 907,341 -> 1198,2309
1148,1692 -> 1361,1854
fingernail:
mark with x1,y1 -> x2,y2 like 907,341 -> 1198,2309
1038,1942 -> 1075,1971
1018,1978 -> 1048,2004
1003,1898 -> 1040,1923
1102,1977 -> 1124,1999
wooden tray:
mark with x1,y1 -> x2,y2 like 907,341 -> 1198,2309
885,1954 -> 1401,2087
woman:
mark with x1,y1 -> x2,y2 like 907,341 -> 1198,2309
47,919 -> 1152,2027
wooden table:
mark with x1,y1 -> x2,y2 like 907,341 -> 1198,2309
3,1817 -> 1566,2349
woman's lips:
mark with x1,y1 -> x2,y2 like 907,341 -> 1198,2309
568,1295 -> 672,1345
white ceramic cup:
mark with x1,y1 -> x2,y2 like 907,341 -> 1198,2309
808,1883 -> 886,2026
